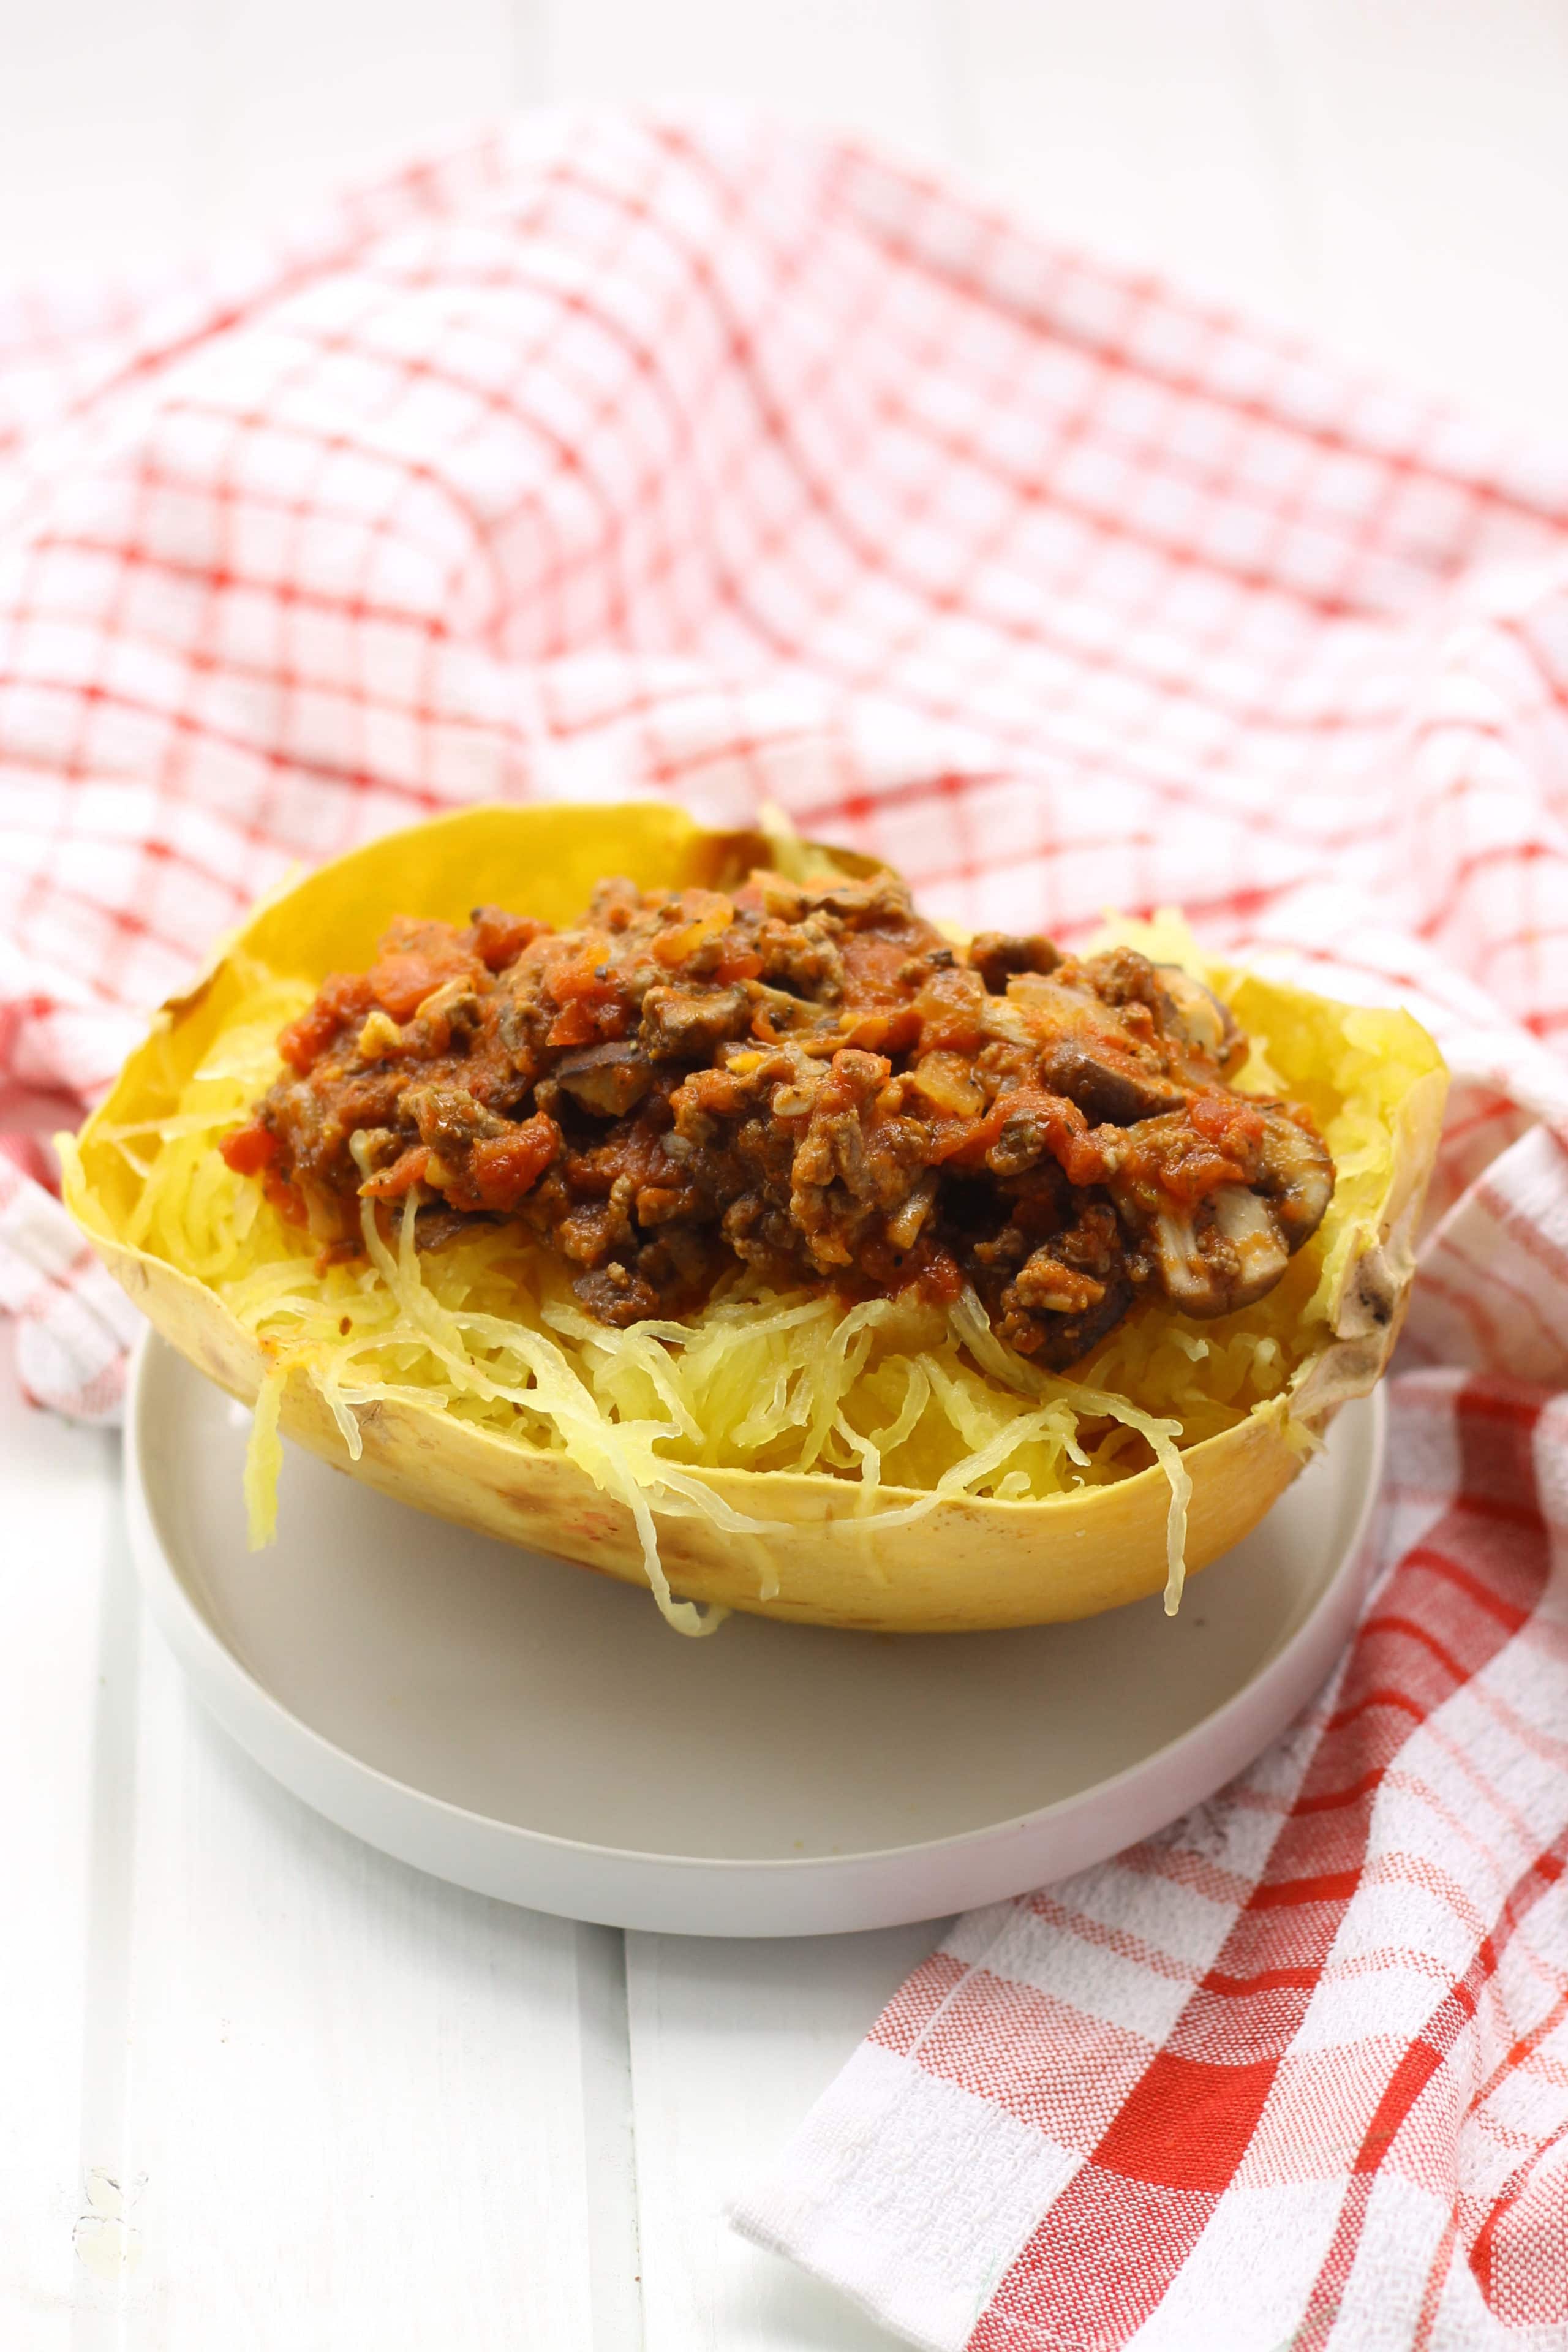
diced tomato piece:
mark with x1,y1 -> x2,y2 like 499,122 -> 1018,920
370,956 -> 445,1021
368,918 -> 481,1021
465,1116 -> 560,1212
360,1144 -> 430,1200
714,943 -> 763,984
546,963 -> 599,1003
545,1000 -> 601,1048
913,969 -> 986,1055
262,1172 -> 308,1227
219,1121 -> 278,1175
1157,1144 -> 1249,1205
469,907 -> 551,972
932,1105 -> 997,1167
918,1246 -> 967,1304
544,934 -> 611,999
369,953 -> 462,1022
936,1085 -> 1102,1188
669,1066 -> 748,1121
277,974 -> 372,1072
857,1234 -> 964,1302
839,933 -> 910,998
540,931 -> 629,1045
1188,1091 -> 1265,1151
545,957 -> 622,1018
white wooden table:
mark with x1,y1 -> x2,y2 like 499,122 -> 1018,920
4,1322 -> 941,2350
6,5 -> 1568,2343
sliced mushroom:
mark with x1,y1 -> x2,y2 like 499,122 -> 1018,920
1145,1199 -> 1232,1317
1139,1102 -> 1333,1317
552,1041 -> 655,1118
1036,1036 -> 1184,1125
969,932 -> 1061,994
1212,1185 -> 1292,1301
991,970 -> 1185,1123
1158,967 -> 1246,1076
1255,1104 -> 1336,1246
1147,1187 -> 1284,1317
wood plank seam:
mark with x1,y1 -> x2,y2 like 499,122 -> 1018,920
69,1509 -> 145,2350
576,1924 -> 646,2352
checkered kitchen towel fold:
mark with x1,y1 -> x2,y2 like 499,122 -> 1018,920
5,107 -> 1568,2350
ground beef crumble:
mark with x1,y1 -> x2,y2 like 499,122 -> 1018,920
221,866 -> 1335,1371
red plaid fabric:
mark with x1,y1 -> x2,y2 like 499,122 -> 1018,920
734,1360 -> 1568,2348
4,108 -> 1568,2344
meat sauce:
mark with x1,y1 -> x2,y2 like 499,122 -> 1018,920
222,867 -> 1335,1371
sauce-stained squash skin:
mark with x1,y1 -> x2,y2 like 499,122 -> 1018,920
65,803 -> 1448,1633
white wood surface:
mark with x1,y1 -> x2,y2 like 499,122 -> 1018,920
0,1314 -> 941,2348
626,1926 -> 940,2352
1,1324 -> 117,2351
6,7 -> 1568,2345
99,1665 -> 605,2350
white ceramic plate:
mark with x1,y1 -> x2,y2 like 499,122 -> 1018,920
126,1328 -> 1383,1936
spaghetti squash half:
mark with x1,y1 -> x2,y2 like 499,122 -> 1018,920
64,803 -> 1446,1634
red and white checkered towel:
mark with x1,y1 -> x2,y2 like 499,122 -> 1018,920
5,108 -> 1568,2350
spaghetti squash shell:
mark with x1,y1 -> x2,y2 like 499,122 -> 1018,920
66,803 -> 1447,1632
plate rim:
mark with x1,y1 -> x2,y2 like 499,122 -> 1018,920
125,1324 -> 1386,1883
